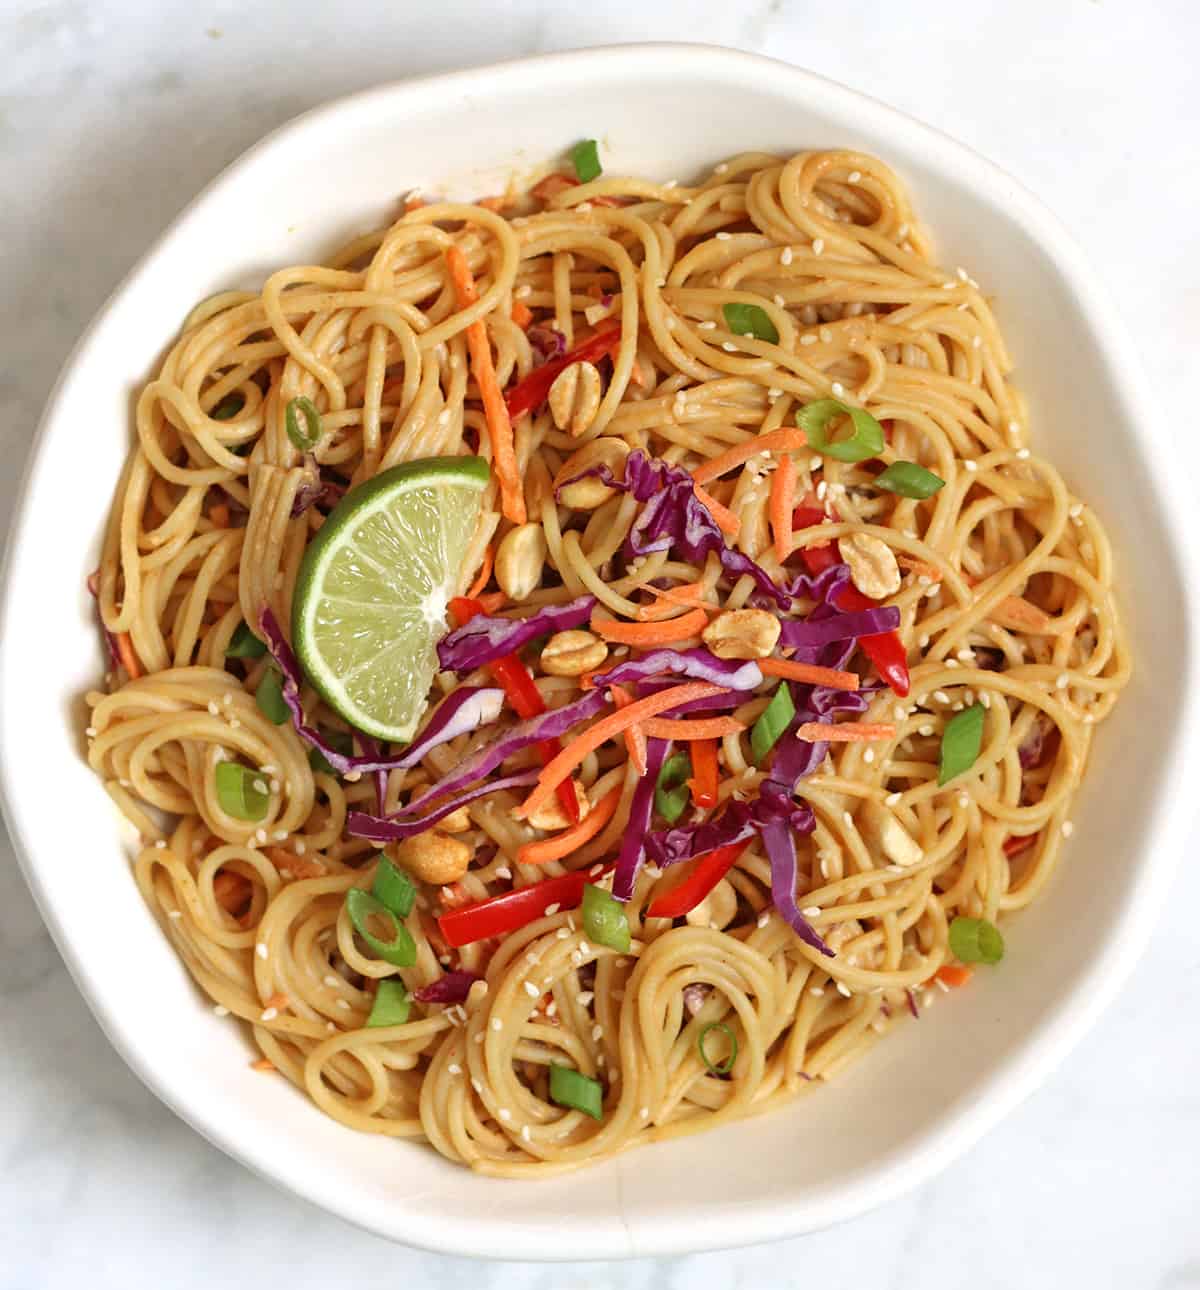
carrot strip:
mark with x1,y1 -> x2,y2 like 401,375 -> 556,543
686,737 -> 720,809
795,722 -> 896,742
514,682 -> 726,819
897,555 -> 942,581
263,992 -> 289,1012
531,174 -> 578,201
466,544 -> 494,599
760,657 -> 860,691
591,606 -> 709,646
633,581 -> 723,621
209,501 -> 230,530
510,301 -> 534,330
517,786 -> 623,866
770,453 -> 797,562
610,684 -> 648,776
115,632 -> 142,680
213,871 -> 251,915
250,1057 -> 276,1072
988,595 -> 1058,633
445,246 -> 525,524
691,428 -> 809,486
641,716 -> 745,740
693,483 -> 741,537
478,195 -> 507,212
477,591 -> 507,614
265,847 -> 325,880
933,964 -> 973,988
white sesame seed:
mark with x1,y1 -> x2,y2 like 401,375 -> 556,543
831,381 -> 845,398
956,266 -> 969,281
520,1124 -> 531,1142
934,690 -> 950,704
167,909 -> 182,920
897,223 -> 909,238
326,1021 -> 336,1032
886,792 -> 902,806
228,718 -> 241,730
945,659 -> 960,669
942,281 -> 956,290
919,724 -> 934,737
474,1031 -> 484,1044
252,778 -> 268,795
819,855 -> 832,879
336,999 -> 350,1011
918,634 -> 930,648
848,170 -> 862,183
514,283 -> 532,299
591,1024 -> 603,1041
698,319 -> 716,330
1008,420 -> 1020,436
802,905 -> 822,917
1061,820 -> 1075,838
812,239 -> 825,256
471,1077 -> 483,1094
213,1004 -> 229,1016
809,985 -> 825,997
260,1007 -> 278,1022
254,828 -> 267,845
447,1063 -> 462,1075
972,335 -> 982,349
957,792 -> 969,808
524,981 -> 540,998
957,648 -> 975,662
715,163 -> 728,174
767,386 -> 782,398
498,1107 -> 512,1121
294,840 -> 306,855
801,333 -> 817,346
757,911 -> 771,928
154,839 -> 167,850
963,459 -> 978,472
842,810 -> 853,827
816,480 -> 828,501
836,982 -> 852,997
546,1000 -> 558,1017
556,927 -> 570,940
577,991 -> 594,1007
820,327 -> 832,343
1069,503 -> 1083,519
716,231 -> 731,241
207,702 -> 219,716
980,693 -> 991,708
780,246 -> 794,265
1016,448 -> 1030,460
491,1018 -> 503,1031
1056,673 -> 1070,690
721,342 -> 737,352
544,902 -> 560,916
255,942 -> 268,959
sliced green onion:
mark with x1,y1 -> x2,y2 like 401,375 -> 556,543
796,398 -> 885,464
948,915 -> 1005,965
285,395 -> 322,452
211,393 -> 244,421
938,701 -> 986,785
308,729 -> 354,775
372,855 -> 415,918
655,751 -> 692,824
366,978 -> 411,1027
751,682 -> 795,764
345,888 -> 417,967
722,302 -> 780,345
570,139 -> 602,184
875,460 -> 946,499
225,621 -> 267,659
698,1021 -> 739,1075
255,667 -> 288,724
549,1064 -> 604,1120
214,761 -> 270,822
581,883 -> 631,953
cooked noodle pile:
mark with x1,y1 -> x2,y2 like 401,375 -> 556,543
86,149 -> 1128,1176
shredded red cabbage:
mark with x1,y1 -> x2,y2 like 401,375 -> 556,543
259,606 -> 504,773
778,606 -> 900,649
760,818 -> 834,957
438,595 -> 596,672
593,648 -> 762,692
289,457 -> 324,517
354,733 -> 388,815
347,767 -> 542,841
612,737 -> 670,901
528,325 -> 567,364
1018,715 -> 1053,769
645,792 -> 815,869
413,971 -> 481,1004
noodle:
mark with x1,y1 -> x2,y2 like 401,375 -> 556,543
85,149 -> 1129,1177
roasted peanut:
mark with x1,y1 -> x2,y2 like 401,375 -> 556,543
861,800 -> 923,867
555,436 -> 630,511
685,877 -> 739,930
388,832 -> 471,884
540,629 -> 608,677
438,806 -> 472,833
702,608 -> 781,660
495,522 -> 547,600
526,780 -> 591,832
548,360 -> 602,435
839,533 -> 901,599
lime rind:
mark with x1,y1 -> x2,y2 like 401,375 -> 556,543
292,456 -> 489,742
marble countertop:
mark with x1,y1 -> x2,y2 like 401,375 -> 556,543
3,2 -> 1198,1286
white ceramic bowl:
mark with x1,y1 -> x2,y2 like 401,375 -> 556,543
2,44 -> 1196,1259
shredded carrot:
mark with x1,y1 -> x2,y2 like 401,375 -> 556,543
641,715 -> 745,740
590,195 -> 628,208
531,173 -> 578,201
591,606 -> 709,646
795,722 -> 897,742
466,544 -> 494,599
477,591 -> 507,614
250,1057 -> 276,1072
691,428 -> 809,486
510,300 -> 534,330
933,964 -> 973,989
770,453 -> 797,562
693,482 -> 741,537
115,632 -> 142,680
759,657 -> 860,691
610,684 -> 648,776
988,595 -> 1058,633
445,246 -> 525,524
209,501 -> 230,530
897,554 -> 943,581
263,992 -> 289,1012
477,195 -> 507,212
517,785 -> 623,866
213,871 -> 251,915
514,682 -> 726,819
265,847 -> 325,881
633,581 -> 723,621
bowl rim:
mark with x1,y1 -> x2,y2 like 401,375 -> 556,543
3,42 -> 1198,1260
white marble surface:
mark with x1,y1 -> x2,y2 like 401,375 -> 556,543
2,1 -> 1199,1285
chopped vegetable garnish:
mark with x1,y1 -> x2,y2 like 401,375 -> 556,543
581,883 -> 632,953
372,855 -> 416,917
692,483 -> 741,538
308,729 -> 353,775
751,682 -> 795,764
549,1064 -> 604,1119
366,978 -> 411,1027
794,721 -> 895,742
938,702 -> 986,785
517,786 -> 622,867
796,398 -> 886,463
285,395 -> 322,451
933,964 -> 973,988
613,738 -> 670,902
437,864 -> 614,948
570,139 -> 602,184
214,762 -> 270,822
590,606 -> 709,646
835,585 -> 911,696
439,595 -> 595,673
609,684 -> 648,776
875,461 -> 946,499
641,715 -> 744,740
254,666 -> 289,724
770,451 -> 797,561
645,840 -> 749,919
211,393 -> 244,420
690,428 -> 808,486
721,302 -> 780,345
687,738 -> 719,810
413,971 -> 481,1004
504,323 -> 620,421
655,752 -> 692,824
947,916 -> 1004,965
698,1021 -> 738,1075
758,657 -> 859,691
226,621 -> 267,659
346,888 -> 417,967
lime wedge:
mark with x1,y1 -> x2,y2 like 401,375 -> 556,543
292,456 -> 489,742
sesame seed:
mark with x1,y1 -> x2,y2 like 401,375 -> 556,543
919,724 -> 934,737
802,905 -> 821,917
812,239 -> 824,256
831,381 -> 845,398
254,828 -> 267,845
437,408 -> 451,427
942,281 -> 956,290
260,1007 -> 278,1022
228,718 -> 240,730
698,319 -> 716,330
252,779 -> 268,795
326,1021 -> 336,1033
848,170 -> 862,183
154,839 -> 167,850
956,267 -> 969,281
819,855 -> 832,879
514,284 -> 532,299
886,792 -> 902,806
809,985 -> 825,997
934,690 -> 950,704
801,333 -> 818,346
255,943 -> 268,959
520,1124 -> 531,1142
816,480 -> 828,501
524,981 -> 540,998
474,1031 -> 484,1044
836,982 -> 852,997
498,1108 -> 512,1121
957,792 -> 969,808
945,659 -> 960,669
757,911 -> 771,928
936,977 -> 951,994
640,1106 -> 650,1119
591,1024 -> 603,1041
918,634 -> 930,648
957,648 -> 975,661
556,927 -> 570,940
721,342 -> 737,352
980,693 -> 991,708
897,223 -> 909,238
820,328 -> 832,342
1056,673 -> 1070,689
491,1018 -> 503,1031
213,1005 -> 229,1016
544,902 -> 560,916
1016,448 -> 1031,460
167,909 -> 182,920
546,1000 -> 557,1017
963,459 -> 978,472
972,335 -> 982,349
715,163 -> 728,174
767,386 -> 782,398
336,999 -> 350,1011
842,810 -> 853,826
294,840 -> 306,855
447,1063 -> 462,1075
471,1077 -> 484,1094
577,991 -> 594,1007
894,706 -> 907,722
1061,820 -> 1074,838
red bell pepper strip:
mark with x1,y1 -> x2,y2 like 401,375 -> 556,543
686,738 -> 719,810
438,863 -> 614,947
504,322 -> 621,421
449,597 -> 580,823
1003,832 -> 1039,859
791,501 -> 911,697
645,841 -> 749,920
